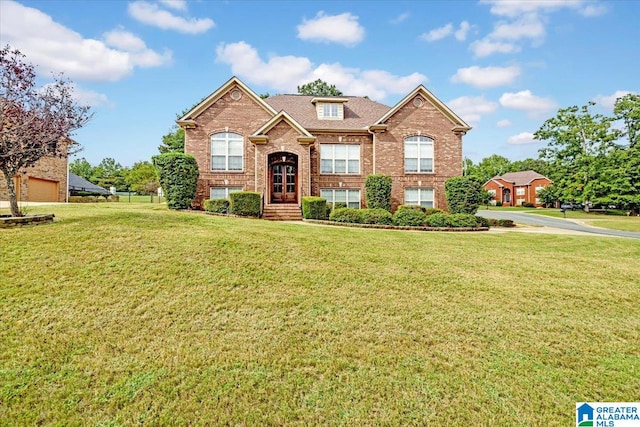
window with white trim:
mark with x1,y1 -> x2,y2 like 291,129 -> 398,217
211,132 -> 243,171
516,187 -> 525,196
487,189 -> 496,197
210,187 -> 242,199
405,136 -> 434,173
404,188 -> 434,208
535,186 -> 545,194
321,189 -> 361,209
320,144 -> 360,174
323,103 -> 338,117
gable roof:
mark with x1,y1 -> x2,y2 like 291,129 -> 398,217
375,85 -> 471,133
490,170 -> 551,186
177,76 -> 277,126
251,110 -> 315,139
68,173 -> 110,195
264,95 -> 390,131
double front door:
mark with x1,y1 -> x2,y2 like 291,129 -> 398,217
271,163 -> 297,203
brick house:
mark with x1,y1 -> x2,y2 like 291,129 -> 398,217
178,76 -> 470,219
483,170 -> 552,207
0,155 -> 68,203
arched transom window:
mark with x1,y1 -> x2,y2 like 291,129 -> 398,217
211,132 -> 243,171
404,135 -> 433,173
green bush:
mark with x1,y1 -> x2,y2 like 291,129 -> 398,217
522,201 -> 535,208
203,198 -> 229,214
302,197 -> 328,219
426,212 -> 450,227
495,201 -> 503,207
392,208 -> 427,226
424,208 -> 444,216
365,174 -> 392,211
498,219 -> 515,227
448,213 -> 478,228
488,218 -> 500,227
475,216 -> 491,228
229,192 -> 261,217
152,153 -> 199,210
330,207 -> 363,223
333,202 -> 347,210
360,208 -> 393,225
397,205 -> 425,213
445,176 -> 484,214
107,195 -> 119,202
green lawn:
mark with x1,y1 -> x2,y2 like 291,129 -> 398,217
1,204 -> 639,426
524,209 -> 640,232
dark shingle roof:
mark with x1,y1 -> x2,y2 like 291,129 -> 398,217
68,173 -> 110,195
494,170 -> 549,186
264,95 -> 390,131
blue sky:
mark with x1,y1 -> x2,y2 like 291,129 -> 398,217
1,0 -> 638,167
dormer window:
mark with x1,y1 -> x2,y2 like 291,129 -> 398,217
312,97 -> 349,120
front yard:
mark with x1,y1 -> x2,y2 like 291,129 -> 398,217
1,204 -> 638,425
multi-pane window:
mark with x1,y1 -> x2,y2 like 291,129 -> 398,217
405,136 -> 434,173
210,187 -> 242,199
404,188 -> 434,208
535,186 -> 545,194
516,187 -> 525,196
322,103 -> 338,118
211,132 -> 243,171
320,144 -> 360,174
321,189 -> 361,209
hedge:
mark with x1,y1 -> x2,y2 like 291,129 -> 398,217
203,198 -> 229,214
302,196 -> 328,220
330,207 -> 363,223
393,208 -> 427,226
360,208 -> 393,225
444,176 -> 484,215
448,213 -> 479,228
69,195 -> 119,203
426,212 -> 450,227
475,216 -> 491,228
365,174 -> 392,211
152,153 -> 199,210
229,192 -> 261,217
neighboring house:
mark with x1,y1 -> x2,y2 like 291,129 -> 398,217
178,76 -> 471,219
483,170 -> 552,207
68,173 -> 110,196
0,155 -> 68,203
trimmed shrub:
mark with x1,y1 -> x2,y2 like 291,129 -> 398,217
229,191 -> 260,217
475,216 -> 491,228
333,202 -> 347,210
522,201 -> 535,208
426,212 -> 450,227
424,208 -> 444,216
152,153 -> 199,210
488,218 -> 500,227
393,208 -> 427,227
365,174 -> 392,211
445,176 -> 484,214
498,219 -> 515,227
107,195 -> 119,202
203,198 -> 229,214
360,208 -> 393,225
495,201 -> 503,207
448,213 -> 478,228
302,196 -> 328,220
330,207 -> 363,223
397,205 -> 425,213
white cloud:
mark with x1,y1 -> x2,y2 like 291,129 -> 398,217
490,15 -> 546,41
158,0 -> 187,11
500,90 -> 557,117
455,21 -> 471,41
0,1 -> 171,82
470,39 -> 520,57
421,23 -> 453,42
593,90 -> 635,110
480,0 -> 598,18
215,41 -> 426,101
496,119 -> 512,127
447,96 -> 499,124
390,12 -> 410,24
128,1 -> 215,34
297,12 -> 365,46
507,132 -> 536,145
451,65 -> 520,89
579,3 -> 607,17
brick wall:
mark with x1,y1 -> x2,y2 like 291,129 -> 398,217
0,155 -> 68,202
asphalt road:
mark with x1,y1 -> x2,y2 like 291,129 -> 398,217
478,209 -> 640,239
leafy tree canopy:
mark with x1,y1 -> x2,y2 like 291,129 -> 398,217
158,126 -> 185,154
297,79 -> 343,96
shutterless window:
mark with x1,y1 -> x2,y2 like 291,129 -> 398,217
321,189 -> 361,209
322,103 -> 339,117
320,144 -> 360,174
210,187 -> 242,199
211,132 -> 243,171
516,187 -> 525,196
404,188 -> 434,208
405,136 -> 434,173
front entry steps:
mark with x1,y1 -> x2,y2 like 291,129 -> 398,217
262,204 -> 302,221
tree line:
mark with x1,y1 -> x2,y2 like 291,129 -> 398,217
70,157 -> 159,195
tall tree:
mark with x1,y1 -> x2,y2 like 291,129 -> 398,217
297,79 -> 343,96
69,157 -> 93,180
125,160 -> 159,195
91,157 -> 126,190
509,158 -> 549,177
614,93 -> 640,148
0,45 -> 91,216
535,103 -> 620,208
464,154 -> 511,183
158,126 -> 185,153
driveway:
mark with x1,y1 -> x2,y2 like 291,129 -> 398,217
478,209 -> 640,239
